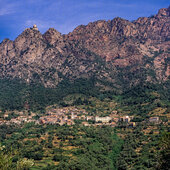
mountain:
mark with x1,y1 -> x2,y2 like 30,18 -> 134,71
0,7 -> 170,170
0,7 -> 169,93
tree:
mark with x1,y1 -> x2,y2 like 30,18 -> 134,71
0,145 -> 13,170
16,158 -> 34,170
157,132 -> 170,170
0,144 -> 34,170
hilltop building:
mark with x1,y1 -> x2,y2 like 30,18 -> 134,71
32,24 -> 38,31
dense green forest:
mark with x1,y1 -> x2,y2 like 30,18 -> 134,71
0,123 -> 123,169
0,78 -> 169,118
0,78 -> 169,169
0,122 -> 169,169
0,78 -> 99,112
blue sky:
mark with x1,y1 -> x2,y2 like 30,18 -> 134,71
0,0 -> 169,42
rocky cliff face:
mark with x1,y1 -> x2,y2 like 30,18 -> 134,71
0,7 -> 169,90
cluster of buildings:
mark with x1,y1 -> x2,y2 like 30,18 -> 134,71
6,116 -> 36,125
87,114 -> 135,127
39,114 -> 74,126
37,107 -> 135,127
0,112 -> 37,125
38,107 -> 89,126
0,107 -> 161,127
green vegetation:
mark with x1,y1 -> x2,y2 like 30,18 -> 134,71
0,143 -> 34,170
0,120 -> 169,169
119,83 -> 170,118
158,132 -> 170,170
0,123 -> 123,169
0,77 -> 169,119
0,78 -> 99,112
0,67 -> 169,169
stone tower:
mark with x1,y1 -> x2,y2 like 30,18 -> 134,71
32,24 -> 38,31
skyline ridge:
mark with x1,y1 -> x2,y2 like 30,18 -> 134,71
0,0 -> 169,42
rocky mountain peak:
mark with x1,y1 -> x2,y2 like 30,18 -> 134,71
110,17 -> 137,37
16,27 -> 42,39
1,38 -> 11,44
0,7 -> 169,88
43,28 -> 62,45
14,27 -> 44,52
157,6 -> 170,17
0,38 -> 14,58
111,17 -> 127,23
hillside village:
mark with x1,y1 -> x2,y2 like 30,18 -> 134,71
0,106 -> 162,127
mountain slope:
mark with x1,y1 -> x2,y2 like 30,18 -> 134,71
0,7 -> 169,91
